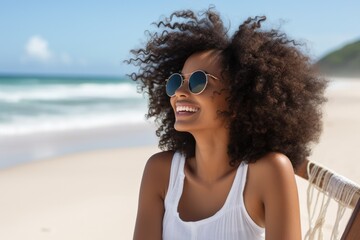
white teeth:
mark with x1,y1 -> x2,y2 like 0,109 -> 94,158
176,106 -> 199,113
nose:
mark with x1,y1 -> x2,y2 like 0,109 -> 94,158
174,78 -> 189,97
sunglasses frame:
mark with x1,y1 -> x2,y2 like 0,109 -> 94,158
165,70 -> 219,97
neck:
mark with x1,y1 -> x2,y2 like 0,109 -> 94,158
189,128 -> 234,184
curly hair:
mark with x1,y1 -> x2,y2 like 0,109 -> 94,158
127,8 -> 328,169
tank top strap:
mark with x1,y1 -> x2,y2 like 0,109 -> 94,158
226,161 -> 249,207
164,151 -> 185,206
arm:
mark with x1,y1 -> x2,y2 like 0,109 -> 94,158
259,153 -> 302,240
133,152 -> 172,240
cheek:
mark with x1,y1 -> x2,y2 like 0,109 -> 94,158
212,91 -> 229,111
170,98 -> 176,110
220,97 -> 229,112
201,96 -> 228,120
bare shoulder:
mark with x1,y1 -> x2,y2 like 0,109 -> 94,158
142,151 -> 175,199
249,152 -> 296,197
144,151 -> 174,177
146,151 -> 174,167
251,152 -> 295,178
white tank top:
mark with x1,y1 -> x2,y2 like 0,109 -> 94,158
162,152 -> 265,240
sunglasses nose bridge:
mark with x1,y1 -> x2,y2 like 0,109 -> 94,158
174,77 -> 190,96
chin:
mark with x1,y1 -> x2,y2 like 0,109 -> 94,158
174,123 -> 194,132
174,125 -> 189,132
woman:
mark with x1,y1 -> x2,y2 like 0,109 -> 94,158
128,8 -> 327,240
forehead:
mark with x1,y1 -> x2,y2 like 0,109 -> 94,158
181,50 -> 223,76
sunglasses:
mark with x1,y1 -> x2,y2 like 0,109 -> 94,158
165,70 -> 219,97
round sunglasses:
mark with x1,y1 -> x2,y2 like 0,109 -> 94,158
165,70 -> 219,97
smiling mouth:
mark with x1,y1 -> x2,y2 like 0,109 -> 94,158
176,106 -> 199,114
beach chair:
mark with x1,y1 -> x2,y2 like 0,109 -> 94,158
296,160 -> 360,240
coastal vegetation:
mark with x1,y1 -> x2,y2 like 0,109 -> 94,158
316,40 -> 360,77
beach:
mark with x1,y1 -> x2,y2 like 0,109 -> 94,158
0,78 -> 359,239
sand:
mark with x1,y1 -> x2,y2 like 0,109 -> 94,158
0,78 -> 359,239
0,146 -> 158,239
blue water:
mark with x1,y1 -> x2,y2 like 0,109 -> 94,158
0,74 -> 147,136
0,75 -> 356,169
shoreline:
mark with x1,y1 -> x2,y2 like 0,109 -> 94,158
0,122 -> 157,170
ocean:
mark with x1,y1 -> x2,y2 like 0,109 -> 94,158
0,74 -> 147,136
0,75 -> 355,169
0,75 -> 352,137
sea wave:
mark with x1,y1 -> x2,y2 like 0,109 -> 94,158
0,83 -> 142,103
0,109 -> 148,136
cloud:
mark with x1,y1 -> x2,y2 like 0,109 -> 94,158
25,35 -> 52,62
22,35 -> 88,67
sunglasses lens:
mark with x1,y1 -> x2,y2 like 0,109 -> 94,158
166,74 -> 182,96
189,71 -> 207,94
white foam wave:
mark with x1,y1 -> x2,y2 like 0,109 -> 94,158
0,83 -> 142,102
0,110 -> 148,136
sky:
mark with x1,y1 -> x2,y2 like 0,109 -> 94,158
1,0 -> 359,76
